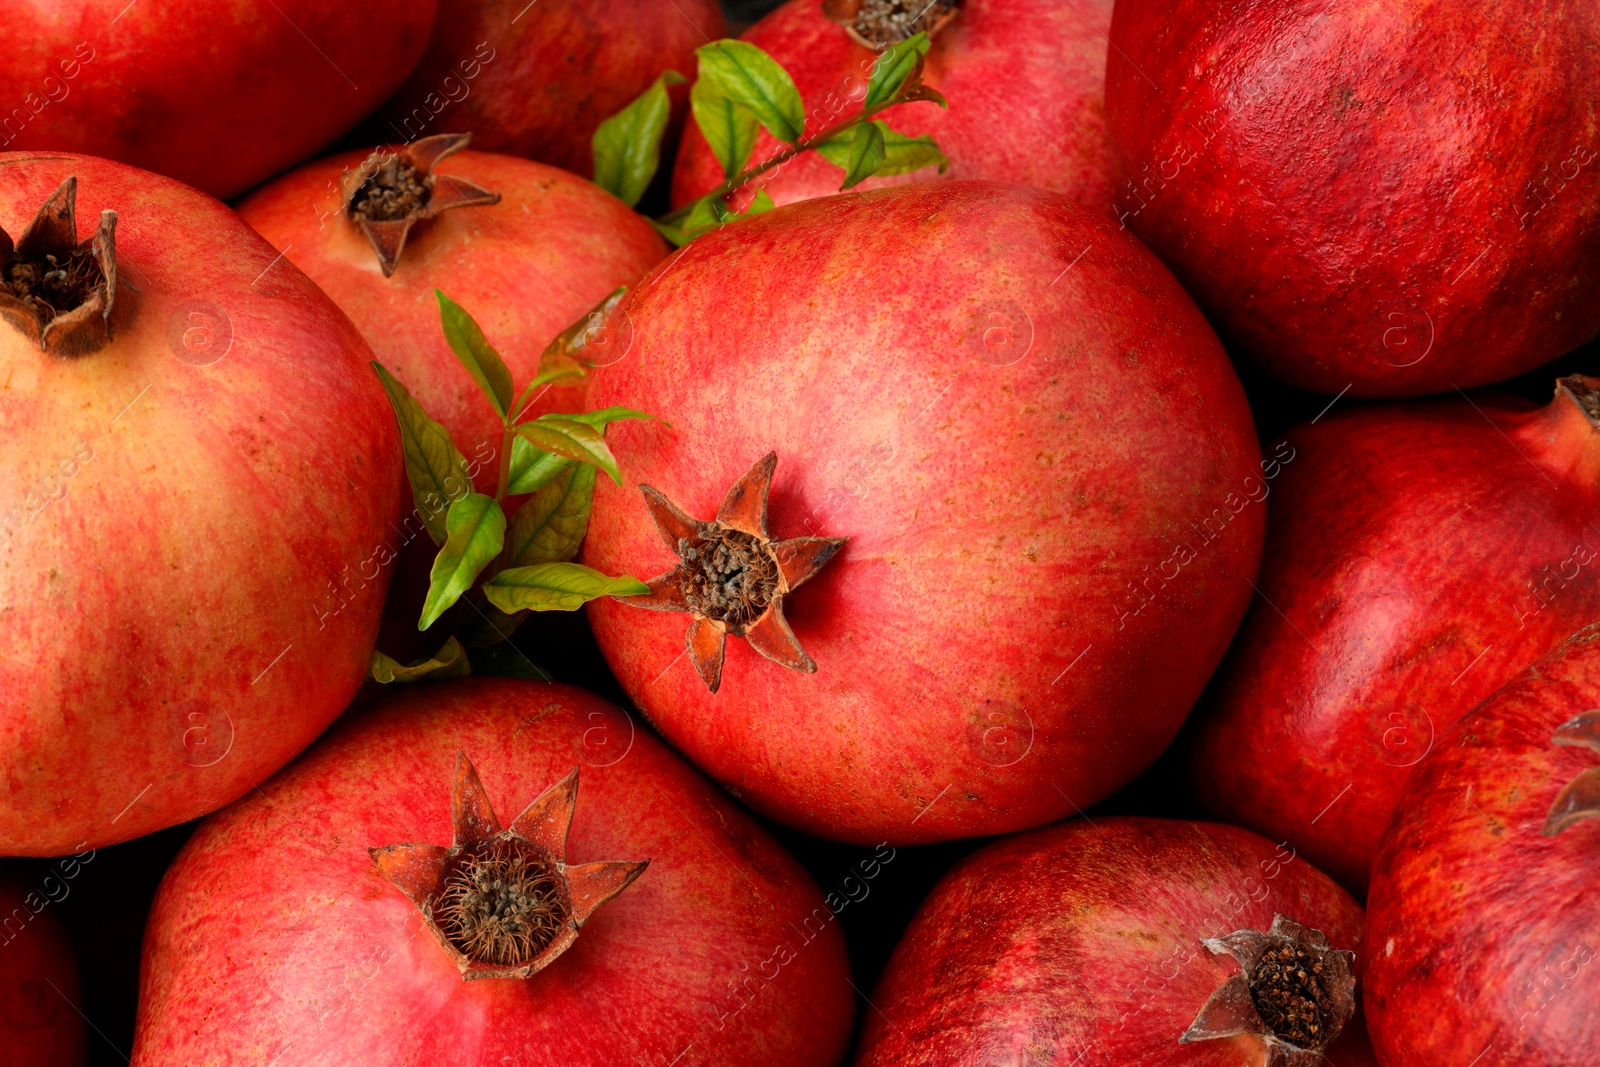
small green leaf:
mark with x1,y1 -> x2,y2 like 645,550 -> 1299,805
504,407 -> 656,494
591,70 -> 687,208
863,32 -> 932,111
371,362 -> 474,545
436,292 -> 513,419
505,462 -> 597,568
557,406 -> 659,429
873,123 -> 951,176
694,40 -> 805,145
649,216 -> 693,247
691,76 -> 761,182
470,642 -> 554,681
419,494 -> 506,630
512,418 -> 620,484
484,562 -> 651,613
839,120 -> 886,190
509,288 -> 629,419
370,637 -> 471,684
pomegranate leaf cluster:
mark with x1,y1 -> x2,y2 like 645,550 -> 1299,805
368,290 -> 652,684
591,33 -> 948,244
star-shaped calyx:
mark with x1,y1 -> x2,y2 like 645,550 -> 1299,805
341,131 -> 500,277
370,753 -> 648,980
1180,915 -> 1357,1067
1543,709 -> 1600,836
621,452 -> 846,694
0,176 -> 117,356
821,0 -> 960,50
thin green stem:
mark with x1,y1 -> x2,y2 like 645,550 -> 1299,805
495,423 -> 514,506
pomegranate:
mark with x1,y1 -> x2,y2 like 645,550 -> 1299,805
854,818 -> 1376,1067
0,870 -> 87,1067
670,0 -> 1116,213
370,0 -> 726,178
582,180 -> 1265,844
131,679 -> 854,1067
1105,0 -> 1600,396
1366,623 -> 1600,1066
238,135 -> 667,660
0,153 -> 402,854
1184,377 -> 1600,893
0,0 -> 438,199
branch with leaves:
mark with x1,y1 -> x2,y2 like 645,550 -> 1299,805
592,32 -> 950,244
368,290 -> 653,685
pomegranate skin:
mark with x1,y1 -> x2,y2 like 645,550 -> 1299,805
854,818 -> 1375,1067
0,153 -> 402,854
583,181 -> 1263,844
1105,0 -> 1600,397
131,679 -> 854,1067
670,0 -> 1115,213
370,0 -> 726,177
1367,624 -> 1600,1067
238,149 -> 668,492
1185,385 -> 1600,893
0,0 -> 438,199
0,874 -> 88,1067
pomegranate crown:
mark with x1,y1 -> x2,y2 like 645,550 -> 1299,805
0,176 -> 117,356
1542,708 -> 1600,836
370,753 -> 648,980
341,132 -> 500,277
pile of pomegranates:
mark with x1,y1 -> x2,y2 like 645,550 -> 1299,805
1,2 -> 1595,1065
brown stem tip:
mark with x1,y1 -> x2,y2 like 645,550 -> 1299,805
1542,708 -> 1600,836
1180,915 -> 1356,1067
822,0 -> 960,49
342,132 -> 501,277
370,754 -> 648,980
622,452 -> 847,694
0,177 -> 117,357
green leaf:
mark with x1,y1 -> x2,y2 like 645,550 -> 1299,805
694,40 -> 805,145
371,361 -> 474,545
370,637 -> 471,684
509,288 -> 630,419
690,76 -> 761,182
436,292 -> 513,419
864,32 -> 932,111
873,124 -> 950,176
483,562 -> 651,613
838,121 -> 886,190
558,406 -> 659,429
591,70 -> 686,208
504,407 -> 656,494
470,642 -> 554,681
505,462 -> 597,568
725,189 -> 776,222
513,418 -> 620,484
419,494 -> 506,630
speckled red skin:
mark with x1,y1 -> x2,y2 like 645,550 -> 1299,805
0,875 -> 87,1067
1185,388 -> 1600,894
671,0 -> 1114,214
1105,0 -> 1600,397
0,153 -> 402,854
854,818 -> 1375,1067
239,149 -> 667,661
1367,625 -> 1600,1067
0,0 -> 437,199
582,181 -> 1263,844
131,679 -> 854,1067
370,0 -> 725,177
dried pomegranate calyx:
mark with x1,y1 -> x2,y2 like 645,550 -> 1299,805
822,0 -> 960,49
341,132 -> 501,277
0,176 -> 117,356
1557,375 -> 1600,427
1180,915 -> 1356,1067
1542,708 -> 1600,836
370,754 -> 648,981
621,452 -> 847,694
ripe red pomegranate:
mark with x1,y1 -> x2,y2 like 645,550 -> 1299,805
0,1 -> 437,199
0,153 -> 402,854
1105,0 -> 1600,396
1184,377 -> 1600,893
854,818 -> 1376,1067
370,0 -> 726,177
582,181 -> 1264,844
131,679 -> 854,1067
0,872 -> 87,1067
1366,624 -> 1600,1067
671,0 -> 1115,213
